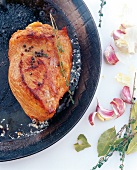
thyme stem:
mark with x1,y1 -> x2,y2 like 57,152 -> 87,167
98,0 -> 106,27
50,14 -> 68,82
50,14 -> 74,104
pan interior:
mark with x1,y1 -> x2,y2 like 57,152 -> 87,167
0,0 -> 81,141
0,0 -> 101,162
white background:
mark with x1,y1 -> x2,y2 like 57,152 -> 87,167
1,0 -> 137,170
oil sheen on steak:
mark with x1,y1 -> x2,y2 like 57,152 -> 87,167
8,22 -> 72,121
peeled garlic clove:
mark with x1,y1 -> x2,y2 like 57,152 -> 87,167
121,86 -> 132,104
96,101 -> 114,120
112,30 -> 125,40
96,113 -> 105,121
116,73 -> 131,86
110,98 -> 126,118
88,112 -> 97,126
104,45 -> 119,65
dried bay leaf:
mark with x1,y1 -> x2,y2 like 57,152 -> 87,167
97,127 -> 116,157
126,133 -> 137,154
130,101 -> 137,133
114,138 -> 124,148
74,134 -> 91,152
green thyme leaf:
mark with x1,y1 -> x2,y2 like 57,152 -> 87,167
135,126 -> 137,130
43,53 -> 48,57
130,101 -> 137,133
57,45 -> 64,53
74,134 -> 91,152
97,127 -> 116,157
66,79 -> 70,87
126,133 -> 137,154
68,90 -> 74,104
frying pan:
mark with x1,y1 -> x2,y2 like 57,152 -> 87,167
0,0 -> 101,161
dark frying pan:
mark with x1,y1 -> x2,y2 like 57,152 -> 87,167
0,0 -> 101,161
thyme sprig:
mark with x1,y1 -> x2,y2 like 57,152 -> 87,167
92,72 -> 137,170
98,0 -> 106,27
50,14 -> 67,79
50,14 -> 74,104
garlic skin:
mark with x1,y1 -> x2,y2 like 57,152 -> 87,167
88,112 -> 97,126
110,98 -> 126,118
96,102 -> 114,120
104,45 -> 119,65
113,24 -> 137,54
120,86 -> 132,104
112,29 -> 125,40
115,73 -> 131,86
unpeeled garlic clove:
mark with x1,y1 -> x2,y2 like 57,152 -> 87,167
110,98 -> 126,118
104,45 -> 119,65
96,101 -> 114,120
88,112 -> 97,126
120,86 -> 132,104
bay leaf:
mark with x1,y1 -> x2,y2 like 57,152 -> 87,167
130,101 -> 137,133
97,127 -> 116,157
114,138 -> 124,147
74,134 -> 91,152
126,133 -> 137,154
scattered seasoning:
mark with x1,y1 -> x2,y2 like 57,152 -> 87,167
0,125 -> 5,137
32,119 -> 37,124
28,47 -> 32,50
31,57 -> 35,64
1,119 -> 5,123
35,50 -> 48,58
28,123 -> 39,129
38,82 -> 41,86
31,57 -> 35,61
15,131 -> 24,138
21,53 -> 24,56
0,119 -> 49,140
6,124 -> 9,130
24,46 -> 34,53
31,65 -> 34,69
8,135 -> 15,139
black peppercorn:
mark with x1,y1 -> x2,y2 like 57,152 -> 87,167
38,82 -> 41,86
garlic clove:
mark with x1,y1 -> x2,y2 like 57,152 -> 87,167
104,45 -> 119,65
110,98 -> 126,118
121,86 -> 132,104
88,112 -> 97,126
96,101 -> 114,120
112,30 -> 125,40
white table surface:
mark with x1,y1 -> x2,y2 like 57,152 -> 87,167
1,0 -> 137,170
